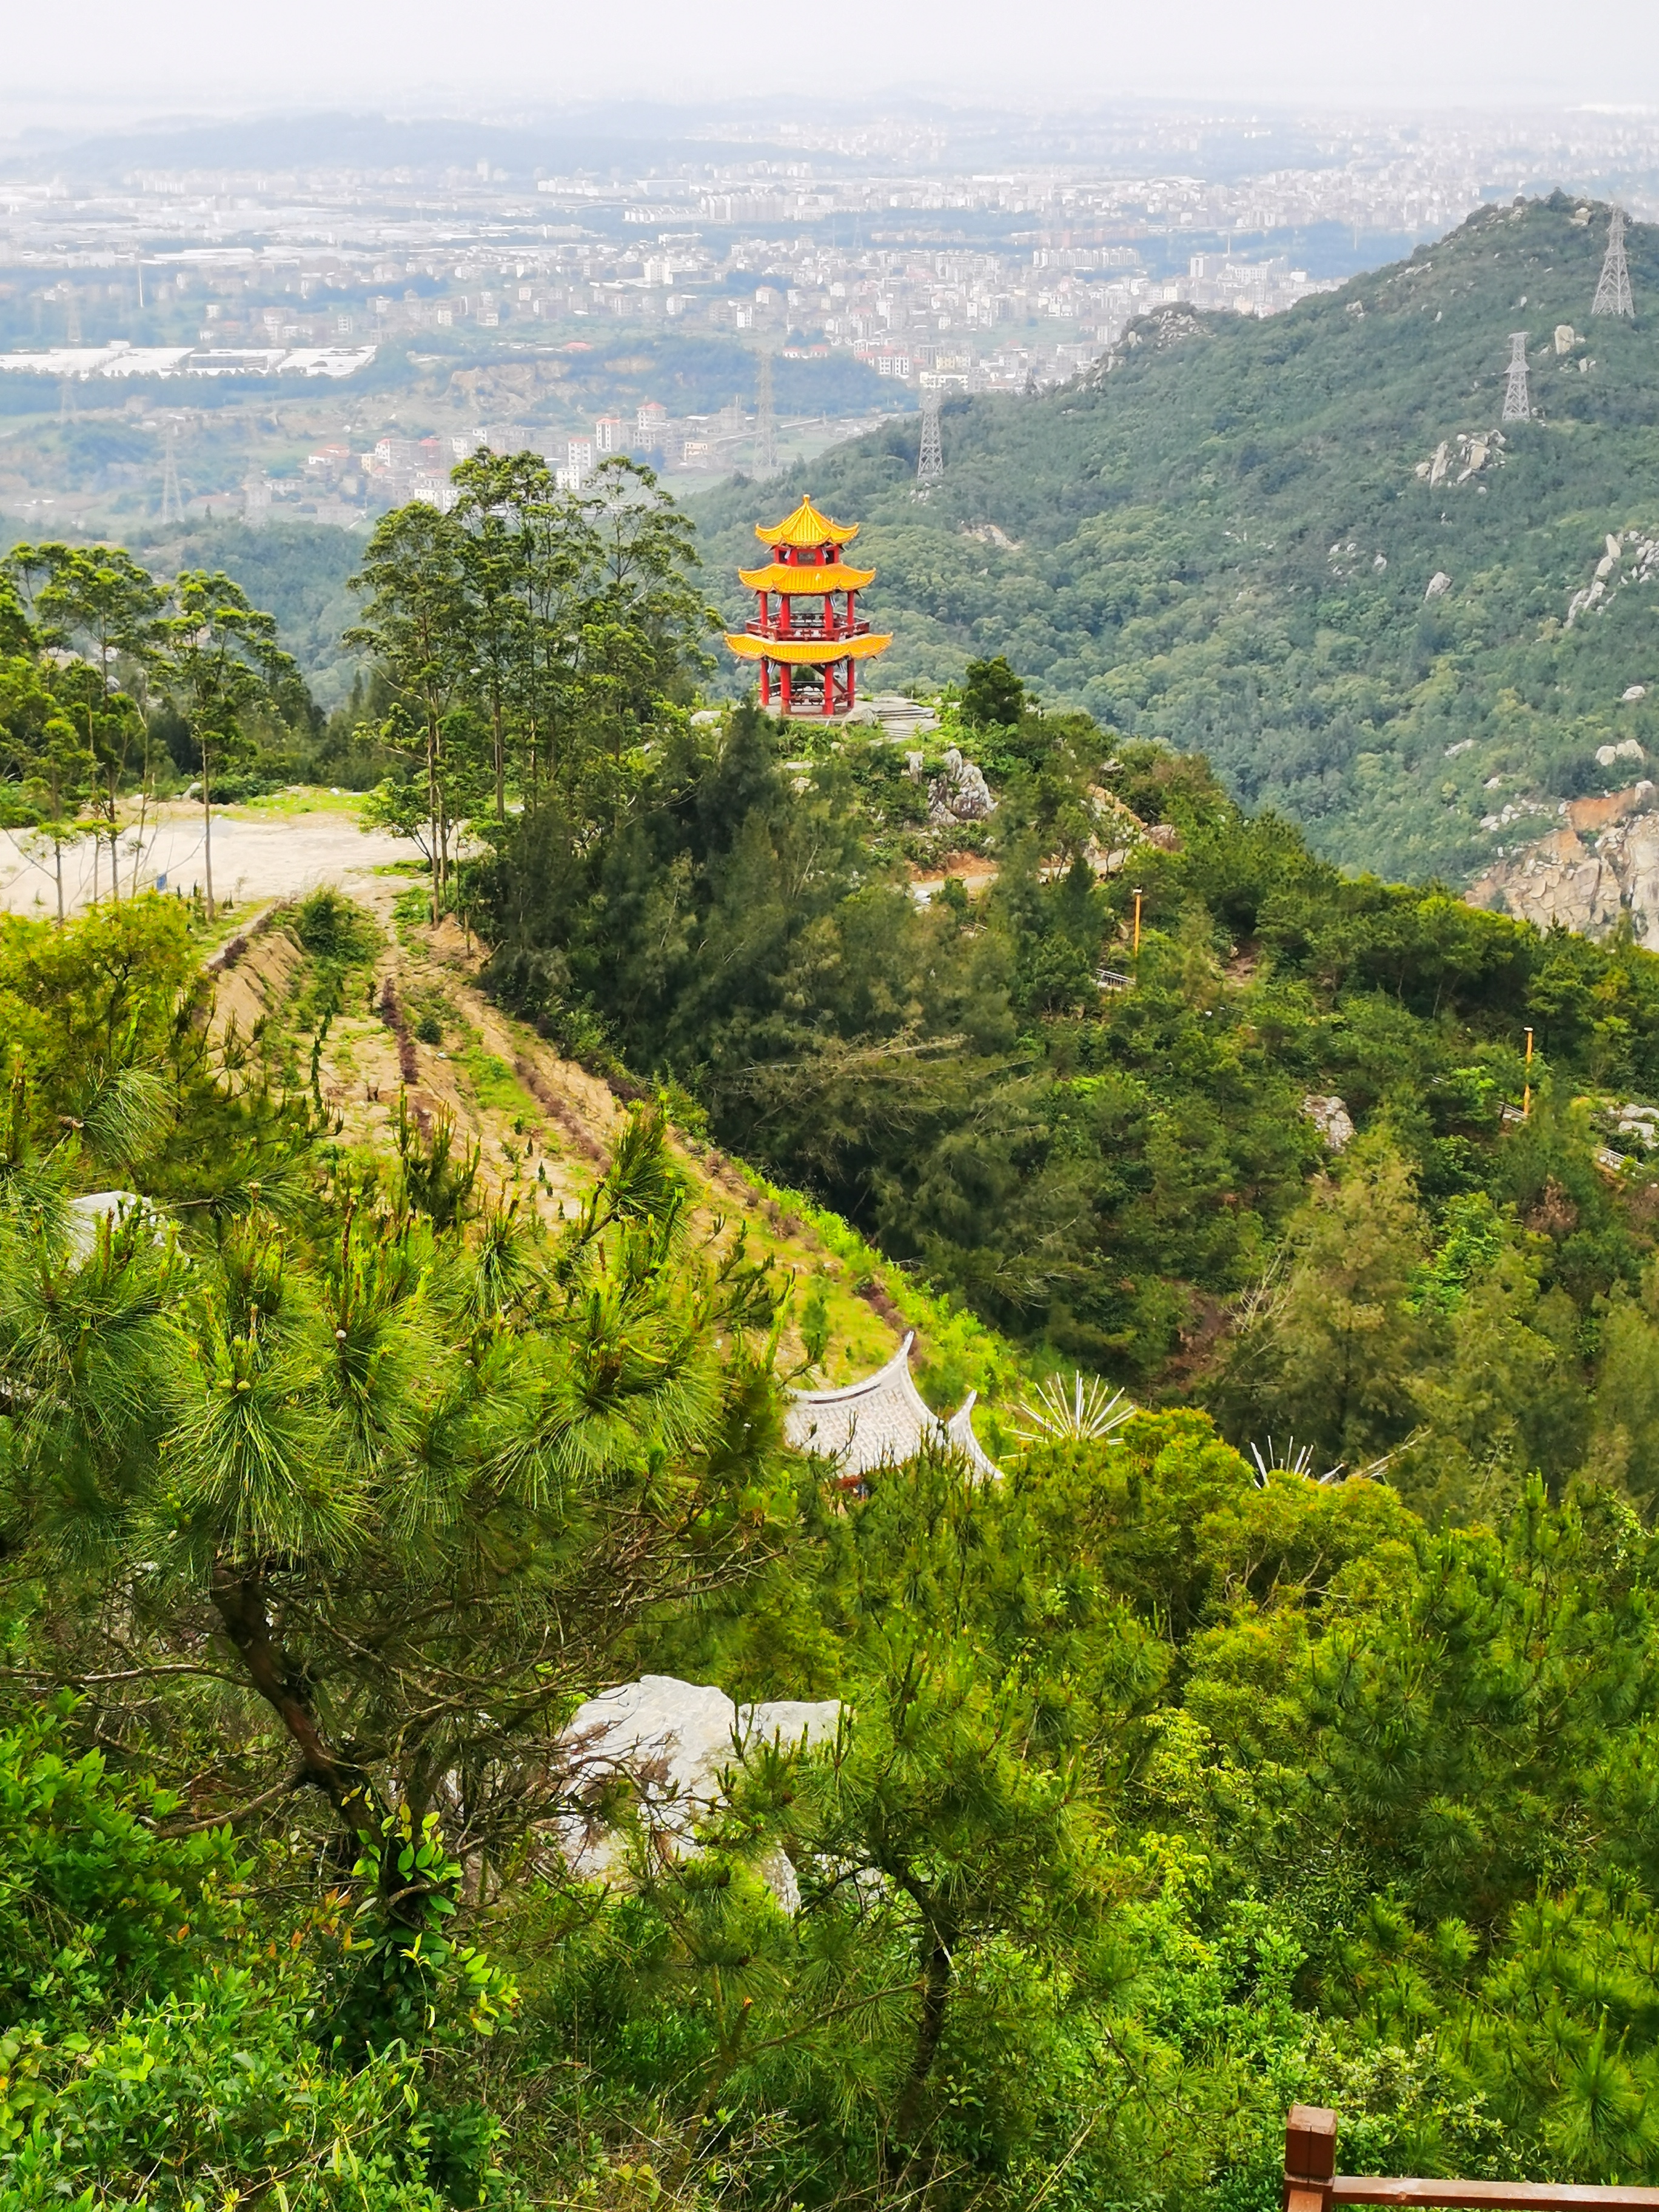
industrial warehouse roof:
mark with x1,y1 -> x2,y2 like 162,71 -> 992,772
752,495 -> 860,549
784,1333 -> 1000,1482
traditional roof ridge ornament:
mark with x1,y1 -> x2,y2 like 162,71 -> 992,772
785,1331 -> 1000,1482
725,491 -> 891,717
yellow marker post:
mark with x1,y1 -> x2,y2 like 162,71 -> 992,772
1523,1025 -> 1534,1119
1132,886 -> 1143,956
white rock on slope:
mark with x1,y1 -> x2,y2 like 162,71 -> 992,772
1302,1095 -> 1356,1151
552,1674 -> 841,1905
927,748 -> 995,826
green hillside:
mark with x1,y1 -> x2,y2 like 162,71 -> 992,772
697,194 -> 1659,885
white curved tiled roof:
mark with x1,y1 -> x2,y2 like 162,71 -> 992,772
785,1332 -> 1000,1481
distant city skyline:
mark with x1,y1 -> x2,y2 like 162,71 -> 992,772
2,83 -> 1658,580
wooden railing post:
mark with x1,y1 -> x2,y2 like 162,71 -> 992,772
1285,2105 -> 1338,2212
1289,2098 -> 1659,2212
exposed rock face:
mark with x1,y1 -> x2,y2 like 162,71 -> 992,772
1415,429 -> 1506,489
1303,1095 -> 1356,1151
1469,785 -> 1659,942
928,748 -> 994,825
553,1674 -> 842,1905
1566,528 -> 1659,627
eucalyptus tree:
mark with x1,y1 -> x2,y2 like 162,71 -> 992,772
8,542 -> 164,902
578,457 -> 714,766
449,451 -> 605,817
346,503 -> 472,917
155,571 -> 297,919
451,449 -> 541,826
0,652 -> 93,922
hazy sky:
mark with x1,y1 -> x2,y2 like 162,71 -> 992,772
8,0 -> 1659,122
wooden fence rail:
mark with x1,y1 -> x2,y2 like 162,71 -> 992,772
1285,2106 -> 1659,2212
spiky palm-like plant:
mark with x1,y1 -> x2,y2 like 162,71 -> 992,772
1014,1369 -> 1136,1445
1247,1436 -> 1345,1486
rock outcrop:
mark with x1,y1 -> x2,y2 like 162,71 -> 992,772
1469,783 -> 1659,941
1566,528 -> 1659,627
927,748 -> 994,826
554,1674 -> 842,1906
1415,429 -> 1507,489
1303,1095 -> 1356,1151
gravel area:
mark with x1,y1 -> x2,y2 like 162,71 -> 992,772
0,799 -> 418,918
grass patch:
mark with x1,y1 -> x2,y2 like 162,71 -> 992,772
390,883 -> 432,942
229,786 -> 368,820
459,1046 -> 544,1124
286,890 -> 383,1033
402,979 -> 458,1046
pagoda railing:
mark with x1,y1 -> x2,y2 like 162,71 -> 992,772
745,615 -> 873,643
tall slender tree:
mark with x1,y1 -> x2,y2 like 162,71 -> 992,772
346,504 -> 472,919
0,653 -> 92,923
10,543 -> 164,902
451,451 -> 542,826
155,571 -> 296,920
578,458 -> 714,764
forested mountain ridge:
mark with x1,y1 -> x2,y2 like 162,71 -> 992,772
696,194 -> 1659,890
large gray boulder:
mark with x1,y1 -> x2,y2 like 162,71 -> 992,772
552,1674 -> 840,1906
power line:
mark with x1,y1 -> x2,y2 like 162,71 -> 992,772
917,387 -> 943,485
1502,332 -> 1530,422
754,349 -> 776,477
159,423 -> 184,525
1592,206 -> 1635,318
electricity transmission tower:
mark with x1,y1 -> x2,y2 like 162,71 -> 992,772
754,349 -> 776,476
1502,332 -> 1531,421
159,423 -> 183,525
1593,207 -> 1635,318
916,387 -> 943,484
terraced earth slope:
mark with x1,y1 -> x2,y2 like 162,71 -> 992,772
209,883 -> 1018,1445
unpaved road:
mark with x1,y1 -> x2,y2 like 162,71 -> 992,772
0,798 -> 418,919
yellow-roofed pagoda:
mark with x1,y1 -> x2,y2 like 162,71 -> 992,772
725,494 -> 891,717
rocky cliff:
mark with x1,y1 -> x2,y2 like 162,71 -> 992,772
1468,783 -> 1659,940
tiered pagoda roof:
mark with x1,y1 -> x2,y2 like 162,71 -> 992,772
736,560 -> 876,593
753,495 -> 860,548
